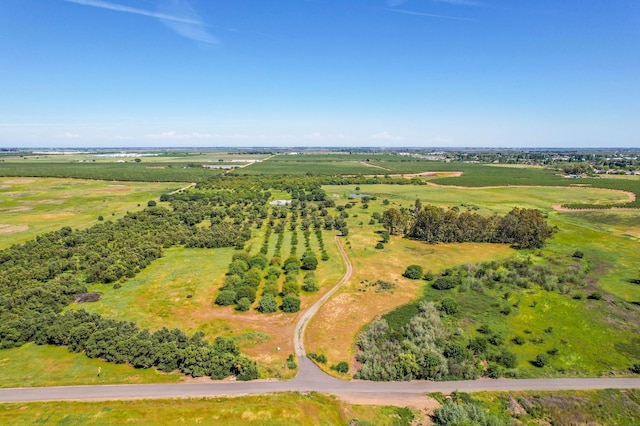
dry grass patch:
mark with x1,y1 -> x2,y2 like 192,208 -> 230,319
0,224 -> 29,235
306,229 -> 514,372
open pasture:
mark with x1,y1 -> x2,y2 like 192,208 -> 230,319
306,182 -> 640,372
0,177 -> 181,249
0,343 -> 182,388
323,183 -> 629,215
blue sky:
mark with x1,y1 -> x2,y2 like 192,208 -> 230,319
0,0 -> 638,148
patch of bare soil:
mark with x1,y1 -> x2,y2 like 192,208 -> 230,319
0,206 -> 33,213
0,224 -> 29,235
359,162 -> 391,171
94,185 -> 131,194
1,179 -> 36,184
74,293 -> 102,303
32,199 -> 67,205
336,392 -> 440,411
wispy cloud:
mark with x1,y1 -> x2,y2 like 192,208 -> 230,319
65,0 -> 217,44
371,131 -> 404,141
146,130 -> 212,140
57,131 -> 80,139
389,0 -> 482,6
431,0 -> 482,6
387,8 -> 474,21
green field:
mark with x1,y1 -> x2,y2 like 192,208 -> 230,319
0,177 -> 183,248
0,343 -> 182,388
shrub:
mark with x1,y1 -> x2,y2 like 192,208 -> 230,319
283,256 -> 301,274
533,353 -> 549,367
630,363 -> 640,374
243,268 -> 262,288
282,280 -> 300,296
432,276 -> 459,290
236,297 -> 251,312
147,200 -> 156,207
287,354 -> 297,369
302,272 -> 319,292
375,242 -> 384,249
403,264 -> 423,280
281,295 -> 301,313
248,254 -> 268,270
512,335 -> 526,345
215,290 -> 237,306
588,291 -> 602,300
439,298 -> 459,315
331,361 -> 349,374
257,294 -> 278,313
308,352 -> 327,364
235,286 -> 256,303
572,250 -> 584,258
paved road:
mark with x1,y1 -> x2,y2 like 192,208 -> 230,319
2,235 -> 640,403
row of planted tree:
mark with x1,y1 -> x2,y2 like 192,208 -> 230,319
0,175 -> 353,379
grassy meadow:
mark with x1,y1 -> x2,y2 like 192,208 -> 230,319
0,393 -> 417,426
0,177 -> 182,249
0,343 -> 182,388
304,183 -> 640,375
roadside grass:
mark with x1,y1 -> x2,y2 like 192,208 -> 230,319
473,389 -> 640,425
0,343 -> 182,388
0,177 -> 181,248
0,393 -> 416,426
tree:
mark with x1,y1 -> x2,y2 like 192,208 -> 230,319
236,297 -> 251,312
147,200 -> 157,207
331,361 -> 349,374
301,250 -> 318,270
257,294 -> 278,313
281,295 -> 301,313
533,353 -> 548,367
382,208 -> 408,235
302,272 -> 319,292
215,290 -> 236,306
403,264 -> 423,280
235,286 -> 256,303
439,298 -> 459,315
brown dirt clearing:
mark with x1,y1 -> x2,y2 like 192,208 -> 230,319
0,224 -> 30,235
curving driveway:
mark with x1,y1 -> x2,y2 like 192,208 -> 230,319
1,236 -> 640,403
